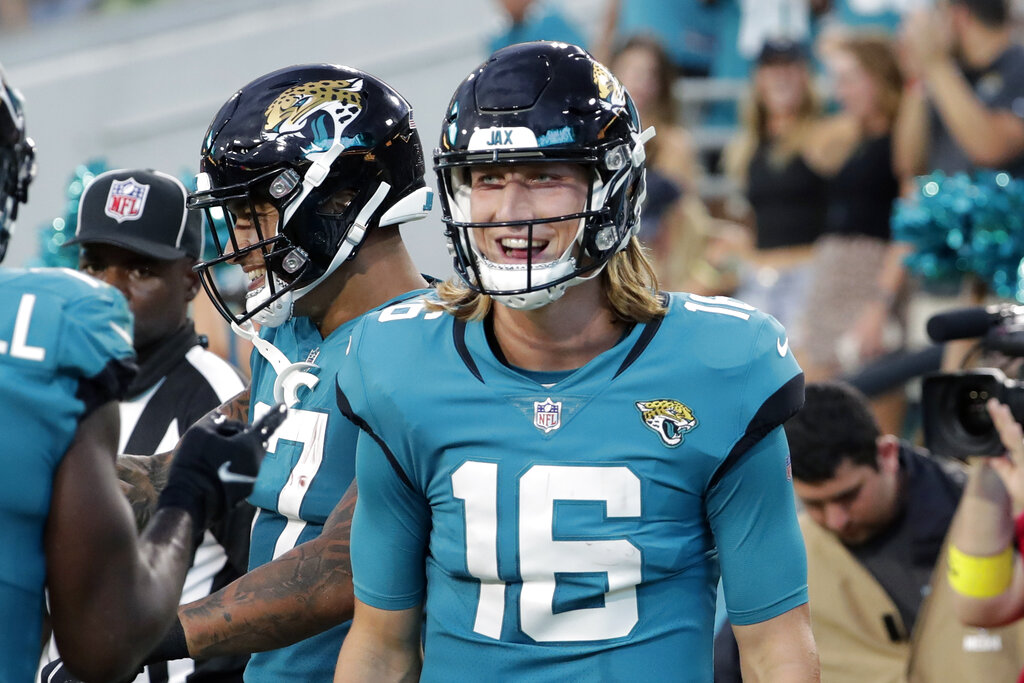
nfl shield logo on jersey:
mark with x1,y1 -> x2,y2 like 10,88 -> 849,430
105,178 -> 149,223
533,397 -> 562,433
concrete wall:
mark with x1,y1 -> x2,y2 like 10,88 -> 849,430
1,0 -> 604,275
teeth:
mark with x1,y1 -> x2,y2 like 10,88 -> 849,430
500,237 -> 545,249
247,268 -> 266,282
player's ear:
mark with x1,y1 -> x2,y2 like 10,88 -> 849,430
183,259 -> 201,302
875,435 -> 900,474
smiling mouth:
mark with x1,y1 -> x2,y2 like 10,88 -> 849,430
245,268 -> 267,298
496,236 -> 550,262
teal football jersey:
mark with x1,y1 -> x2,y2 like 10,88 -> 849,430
244,289 -> 431,683
0,268 -> 134,683
341,293 -> 809,682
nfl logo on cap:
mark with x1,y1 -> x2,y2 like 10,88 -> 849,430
533,397 -> 562,433
105,177 -> 150,223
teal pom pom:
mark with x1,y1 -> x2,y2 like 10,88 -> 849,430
30,159 -> 110,268
892,171 -> 1024,302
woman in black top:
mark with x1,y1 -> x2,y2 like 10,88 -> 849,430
723,40 -> 827,338
798,34 -> 907,382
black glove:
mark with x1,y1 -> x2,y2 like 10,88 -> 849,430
157,403 -> 287,534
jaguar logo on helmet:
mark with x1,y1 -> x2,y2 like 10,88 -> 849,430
592,63 -> 625,108
262,79 -> 365,156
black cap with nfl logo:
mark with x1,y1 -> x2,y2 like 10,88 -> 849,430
69,168 -> 203,260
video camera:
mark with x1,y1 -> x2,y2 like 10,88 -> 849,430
922,304 -> 1024,459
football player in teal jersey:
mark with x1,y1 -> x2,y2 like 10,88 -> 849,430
0,65 -> 281,683
104,64 -> 435,683
335,42 -> 820,682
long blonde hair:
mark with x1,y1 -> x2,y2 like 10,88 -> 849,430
722,61 -> 821,186
835,33 -> 903,127
431,238 -> 667,323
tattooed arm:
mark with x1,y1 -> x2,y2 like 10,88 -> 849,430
178,479 -> 357,658
118,388 -> 251,529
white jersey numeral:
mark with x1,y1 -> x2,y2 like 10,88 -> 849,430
378,298 -> 443,322
0,293 -> 46,361
453,461 -> 642,642
254,402 -> 329,559
683,294 -> 753,321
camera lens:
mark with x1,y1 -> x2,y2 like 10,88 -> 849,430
955,388 -> 994,436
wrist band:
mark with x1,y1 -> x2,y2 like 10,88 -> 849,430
948,545 -> 1014,598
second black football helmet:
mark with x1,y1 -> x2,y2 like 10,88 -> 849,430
189,63 -> 432,327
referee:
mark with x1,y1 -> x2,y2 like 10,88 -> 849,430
44,168 -> 250,683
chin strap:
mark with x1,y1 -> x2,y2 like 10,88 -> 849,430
230,320 -> 319,407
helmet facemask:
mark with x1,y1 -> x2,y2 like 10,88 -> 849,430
437,139 -> 649,310
190,151 -> 407,328
434,42 -> 655,310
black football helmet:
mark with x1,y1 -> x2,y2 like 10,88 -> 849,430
434,41 -> 653,310
189,63 -> 432,327
0,65 -> 36,264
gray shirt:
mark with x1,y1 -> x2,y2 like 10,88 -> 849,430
929,43 -> 1024,177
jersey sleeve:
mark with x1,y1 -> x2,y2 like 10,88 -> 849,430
707,426 -> 808,625
57,282 -> 136,419
350,429 -> 431,610
338,316 -> 432,610
711,312 -> 803,488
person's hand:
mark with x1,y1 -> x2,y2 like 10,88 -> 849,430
157,403 -> 287,534
901,8 -> 954,74
986,398 -> 1024,503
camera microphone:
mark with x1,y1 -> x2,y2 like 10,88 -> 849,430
926,304 -> 1024,343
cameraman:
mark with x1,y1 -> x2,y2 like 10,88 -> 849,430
948,399 -> 1024,642
715,381 -> 1024,682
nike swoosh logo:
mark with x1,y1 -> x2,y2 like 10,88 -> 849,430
777,337 -> 789,357
218,461 -> 257,485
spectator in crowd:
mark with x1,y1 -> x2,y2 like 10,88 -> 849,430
798,36 -> 906,396
818,0 -> 906,35
894,0 -> 1024,371
488,0 -> 587,54
715,381 -> 1024,683
0,64 -> 280,683
722,38 -> 826,339
896,0 -> 1024,178
596,0 -> 721,76
609,35 -> 727,293
40,168 -> 250,683
947,399 -> 1024,657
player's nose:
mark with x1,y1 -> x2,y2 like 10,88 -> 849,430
493,181 -> 533,223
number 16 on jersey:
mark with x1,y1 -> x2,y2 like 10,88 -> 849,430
452,461 -> 643,643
